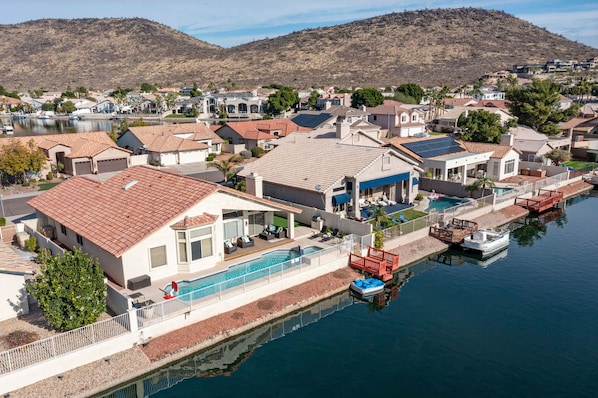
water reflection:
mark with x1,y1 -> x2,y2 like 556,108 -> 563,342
8,117 -> 163,137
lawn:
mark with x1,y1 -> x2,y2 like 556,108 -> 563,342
565,160 -> 598,171
368,208 -> 427,226
37,182 -> 61,191
273,215 -> 299,228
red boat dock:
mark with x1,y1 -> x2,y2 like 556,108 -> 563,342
514,189 -> 563,213
349,247 -> 400,282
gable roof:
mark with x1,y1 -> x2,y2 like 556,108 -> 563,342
28,166 -> 299,257
239,133 -> 413,193
126,123 -> 224,145
385,135 -> 467,162
0,132 -> 125,157
219,119 -> 311,139
460,141 -> 521,158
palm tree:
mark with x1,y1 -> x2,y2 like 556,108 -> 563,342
371,205 -> 387,228
208,156 -> 242,183
466,176 -> 495,197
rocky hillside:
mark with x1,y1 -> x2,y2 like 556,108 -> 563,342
0,8 -> 595,91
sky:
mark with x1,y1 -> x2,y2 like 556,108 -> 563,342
2,0 -> 597,49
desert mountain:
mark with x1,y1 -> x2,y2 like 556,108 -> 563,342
0,8 -> 595,91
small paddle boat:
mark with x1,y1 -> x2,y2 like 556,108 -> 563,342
350,278 -> 385,296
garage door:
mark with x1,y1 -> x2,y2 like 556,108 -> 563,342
97,158 -> 128,173
75,161 -> 92,175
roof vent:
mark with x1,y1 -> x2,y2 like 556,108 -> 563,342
122,180 -> 138,190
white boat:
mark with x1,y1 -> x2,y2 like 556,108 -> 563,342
461,228 -> 510,256
350,278 -> 385,296
2,124 -> 14,134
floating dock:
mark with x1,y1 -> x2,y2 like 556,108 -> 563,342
429,218 -> 479,244
349,247 -> 400,282
514,189 -> 563,213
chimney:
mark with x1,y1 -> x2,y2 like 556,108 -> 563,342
245,172 -> 263,198
500,133 -> 514,146
336,119 -> 351,139
325,101 -> 332,110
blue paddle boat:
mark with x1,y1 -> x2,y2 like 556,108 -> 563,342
350,278 -> 385,296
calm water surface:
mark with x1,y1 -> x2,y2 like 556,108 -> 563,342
100,194 -> 598,398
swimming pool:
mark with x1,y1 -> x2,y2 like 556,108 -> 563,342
494,187 -> 514,196
427,197 -> 464,212
166,246 -> 323,300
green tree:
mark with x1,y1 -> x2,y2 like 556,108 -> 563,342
266,86 -> 299,115
26,248 -> 106,331
466,176 -> 495,197
374,230 -> 384,249
164,92 -> 179,110
61,100 -> 77,114
208,156 -> 243,183
140,82 -> 157,93
190,82 -> 202,97
395,83 -> 424,104
424,86 -> 450,120
575,76 -> 592,103
506,78 -> 580,136
457,109 -> 507,143
545,148 -> 571,166
308,91 -> 320,109
41,101 -> 55,112
351,88 -> 384,108
0,139 -> 45,182
75,86 -> 88,98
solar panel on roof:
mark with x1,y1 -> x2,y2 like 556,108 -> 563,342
403,137 -> 464,158
292,113 -> 332,129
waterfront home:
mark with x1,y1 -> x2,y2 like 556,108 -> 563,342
507,125 -> 571,163
117,123 -> 223,165
561,116 -> 598,161
27,166 -> 301,289
0,132 -> 131,176
238,120 -> 421,218
0,241 -> 34,322
367,100 -> 427,138
214,119 -> 311,153
292,105 -> 382,140
385,134 -> 520,188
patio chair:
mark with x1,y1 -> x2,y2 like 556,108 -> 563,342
259,224 -> 277,240
274,226 -> 287,239
399,212 -> 409,223
310,224 -> 328,239
237,235 -> 255,248
390,215 -> 400,224
224,239 -> 237,254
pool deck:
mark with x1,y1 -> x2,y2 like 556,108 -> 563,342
119,226 -> 342,306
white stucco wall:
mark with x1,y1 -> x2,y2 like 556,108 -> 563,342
0,273 -> 29,322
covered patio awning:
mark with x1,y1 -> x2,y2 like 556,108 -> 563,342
360,172 -> 410,190
332,193 -> 351,205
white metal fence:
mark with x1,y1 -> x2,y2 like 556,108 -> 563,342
0,312 -> 130,375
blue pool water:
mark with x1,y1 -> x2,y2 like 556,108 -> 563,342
427,196 -> 463,211
494,187 -> 514,195
169,246 -> 323,300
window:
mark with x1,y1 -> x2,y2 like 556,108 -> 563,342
177,232 -> 188,263
60,224 -> 66,235
150,246 -> 167,268
223,219 -> 243,241
382,155 -> 391,170
401,115 -> 407,123
177,226 -> 214,263
76,234 -> 83,245
412,114 -> 417,122
504,159 -> 515,174
373,115 -> 377,121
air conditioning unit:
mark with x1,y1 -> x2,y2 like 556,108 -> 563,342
40,225 -> 55,239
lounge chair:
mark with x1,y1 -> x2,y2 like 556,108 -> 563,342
320,228 -> 339,242
224,239 -> 237,254
399,212 -> 409,223
310,225 -> 328,239
274,226 -> 287,239
390,215 -> 400,224
237,235 -> 255,248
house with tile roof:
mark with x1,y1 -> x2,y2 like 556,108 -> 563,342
506,125 -> 571,163
385,135 -> 520,187
367,100 -> 426,138
434,106 -> 514,133
27,166 -> 301,289
0,241 -> 34,322
117,123 -> 223,165
214,119 -> 312,153
0,132 -> 131,176
238,122 -> 422,218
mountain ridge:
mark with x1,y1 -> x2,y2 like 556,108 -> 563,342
0,8 -> 595,91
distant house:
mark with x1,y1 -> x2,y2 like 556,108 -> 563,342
506,125 -> 571,163
28,166 -> 301,289
434,106 -> 514,132
367,100 -> 426,138
316,93 -> 351,109
0,95 -> 22,112
0,132 -> 131,176
559,117 -> 598,161
292,105 -> 381,140
239,121 -> 421,218
473,88 -> 505,101
117,123 -> 223,165
214,119 -> 312,152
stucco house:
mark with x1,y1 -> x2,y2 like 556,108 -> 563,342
367,100 -> 427,138
386,135 -> 520,185
238,121 -> 422,218
0,132 -> 131,176
434,106 -> 514,133
0,241 -> 34,322
27,166 -> 301,289
214,119 -> 311,152
117,123 -> 223,165
507,125 -> 571,163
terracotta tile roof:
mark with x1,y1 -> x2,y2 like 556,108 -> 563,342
145,133 -> 209,152
28,166 -> 300,257
171,213 -> 218,229
66,138 -> 127,158
127,123 -> 224,148
471,100 -> 509,109
0,132 -> 116,151
559,116 -> 598,131
224,119 -> 311,138
444,98 -> 477,107
460,141 -> 520,158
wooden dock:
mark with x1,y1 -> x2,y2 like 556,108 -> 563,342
429,218 -> 479,244
514,189 -> 563,213
349,247 -> 400,282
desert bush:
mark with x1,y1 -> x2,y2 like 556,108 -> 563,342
240,150 -> 252,159
4,330 -> 40,348
251,147 -> 265,157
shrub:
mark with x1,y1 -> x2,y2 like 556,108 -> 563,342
22,182 -> 30,187
39,178 -> 45,182
0,217 -> 5,227
29,178 -> 37,183
251,146 -> 265,157
239,150 -> 252,159
47,172 -> 54,180
206,154 -> 216,161
4,330 -> 40,348
374,230 -> 384,249
415,193 -> 424,201
25,236 -> 38,253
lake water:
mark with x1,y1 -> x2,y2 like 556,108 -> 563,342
98,193 -> 598,398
